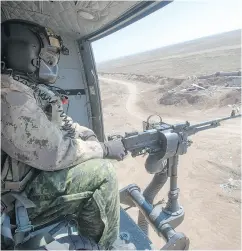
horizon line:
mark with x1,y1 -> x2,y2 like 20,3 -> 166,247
96,28 -> 241,65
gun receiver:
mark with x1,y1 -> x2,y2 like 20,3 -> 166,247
121,112 -> 241,159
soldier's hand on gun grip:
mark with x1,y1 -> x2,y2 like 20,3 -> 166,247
101,140 -> 126,161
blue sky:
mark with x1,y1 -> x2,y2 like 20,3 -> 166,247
92,0 -> 241,63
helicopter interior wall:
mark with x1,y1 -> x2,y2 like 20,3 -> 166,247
50,36 -> 92,129
56,36 -> 92,128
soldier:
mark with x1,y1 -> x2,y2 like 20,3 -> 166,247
1,20 -> 134,249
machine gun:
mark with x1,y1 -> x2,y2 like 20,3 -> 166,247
109,110 -> 241,250
122,112 -> 241,161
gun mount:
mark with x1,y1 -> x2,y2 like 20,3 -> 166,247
109,110 -> 241,250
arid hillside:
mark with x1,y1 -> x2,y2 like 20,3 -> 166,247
97,29 -> 241,78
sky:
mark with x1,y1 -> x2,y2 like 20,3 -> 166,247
92,0 -> 242,63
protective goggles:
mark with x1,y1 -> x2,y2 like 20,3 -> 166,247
39,27 -> 69,68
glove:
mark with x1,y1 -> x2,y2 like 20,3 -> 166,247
101,140 -> 126,161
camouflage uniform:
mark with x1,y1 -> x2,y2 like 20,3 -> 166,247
1,74 -> 120,248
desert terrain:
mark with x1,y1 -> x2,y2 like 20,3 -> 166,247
98,29 -> 241,78
97,30 -> 241,250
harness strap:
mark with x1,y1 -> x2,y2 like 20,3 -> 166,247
1,156 -> 10,181
1,193 -> 16,214
16,232 -> 55,250
2,214 -> 14,240
2,169 -> 36,192
12,159 -> 20,182
1,191 -> 36,214
1,214 -> 14,249
11,192 -> 36,209
1,192 -> 36,246
13,192 -> 36,246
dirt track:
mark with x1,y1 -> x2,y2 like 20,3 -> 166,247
99,76 -> 241,250
100,77 -> 145,121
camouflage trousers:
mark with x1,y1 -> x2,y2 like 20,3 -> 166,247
24,159 -> 120,248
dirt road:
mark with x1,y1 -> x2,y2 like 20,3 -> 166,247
99,77 -> 145,121
99,76 -> 241,250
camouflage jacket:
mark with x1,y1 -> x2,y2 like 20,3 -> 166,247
1,74 -> 104,174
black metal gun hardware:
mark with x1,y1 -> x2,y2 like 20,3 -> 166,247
120,184 -> 189,250
117,109 -> 240,249
143,114 -> 163,130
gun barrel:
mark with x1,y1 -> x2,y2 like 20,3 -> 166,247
189,114 -> 241,130
216,113 -> 241,122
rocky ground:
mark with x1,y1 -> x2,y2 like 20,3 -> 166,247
100,72 -> 241,112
